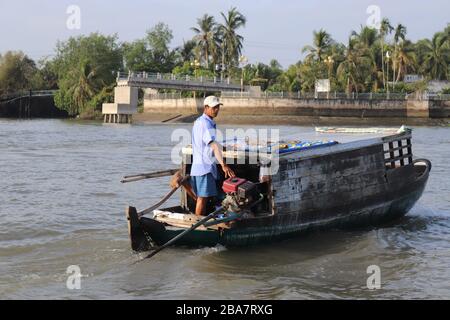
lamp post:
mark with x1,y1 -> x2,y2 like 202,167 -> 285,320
190,59 -> 200,79
190,59 -> 200,99
325,56 -> 334,98
325,56 -> 334,80
385,51 -> 390,94
239,55 -> 249,92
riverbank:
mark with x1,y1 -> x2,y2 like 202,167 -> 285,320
134,112 -> 449,126
143,96 -> 450,120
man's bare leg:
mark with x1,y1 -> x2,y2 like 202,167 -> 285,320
195,197 -> 208,216
183,183 -> 197,202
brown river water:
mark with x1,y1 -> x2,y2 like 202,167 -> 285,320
0,119 -> 449,299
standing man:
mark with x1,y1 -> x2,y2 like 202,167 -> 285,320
190,96 -> 236,216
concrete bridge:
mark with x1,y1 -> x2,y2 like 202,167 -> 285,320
116,71 -> 242,92
102,72 -> 249,123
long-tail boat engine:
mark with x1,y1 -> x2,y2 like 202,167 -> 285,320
221,177 -> 259,213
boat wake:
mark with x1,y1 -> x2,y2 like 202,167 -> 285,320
193,244 -> 228,255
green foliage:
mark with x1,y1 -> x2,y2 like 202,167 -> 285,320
0,51 -> 38,95
52,33 -> 122,115
175,40 -> 197,64
88,84 -> 115,111
219,7 -> 247,69
302,29 -> 334,62
240,60 -> 283,91
123,22 -> 177,73
191,14 -> 219,68
441,87 -> 450,94
299,61 -> 327,92
172,61 -> 195,76
389,81 -> 427,93
188,8 -> 246,74
415,32 -> 449,80
122,40 -> 151,72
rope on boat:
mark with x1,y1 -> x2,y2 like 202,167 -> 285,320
137,175 -> 190,218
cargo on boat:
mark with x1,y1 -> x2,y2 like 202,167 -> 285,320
125,128 -> 431,252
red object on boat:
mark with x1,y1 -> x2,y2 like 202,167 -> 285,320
222,177 -> 247,193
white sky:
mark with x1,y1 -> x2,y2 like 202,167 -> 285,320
0,0 -> 449,68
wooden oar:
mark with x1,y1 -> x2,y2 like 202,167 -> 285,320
137,175 -> 190,218
141,206 -> 225,261
121,169 -> 180,184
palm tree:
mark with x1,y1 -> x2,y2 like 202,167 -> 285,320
417,32 -> 450,80
218,7 -> 247,73
302,29 -> 334,62
352,26 -> 380,90
177,39 -> 196,63
352,25 -> 378,48
67,60 -> 101,115
337,38 -> 371,93
379,18 -> 393,90
394,40 -> 417,82
191,14 -> 218,68
393,24 -> 407,85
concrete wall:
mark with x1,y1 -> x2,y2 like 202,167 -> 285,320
102,86 -> 138,116
429,99 -> 450,118
102,103 -> 136,115
115,86 -> 138,107
144,97 -> 411,118
406,98 -> 429,118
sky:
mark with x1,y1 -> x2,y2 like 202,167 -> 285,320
0,0 -> 449,68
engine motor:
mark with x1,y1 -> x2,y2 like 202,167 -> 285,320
221,177 -> 258,213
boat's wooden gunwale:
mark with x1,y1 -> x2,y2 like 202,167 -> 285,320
280,132 -> 411,163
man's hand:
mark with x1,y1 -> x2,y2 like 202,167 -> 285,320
170,171 -> 184,189
221,164 -> 236,178
210,142 -> 236,178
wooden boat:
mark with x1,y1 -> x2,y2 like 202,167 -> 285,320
315,126 -> 403,134
126,129 -> 431,252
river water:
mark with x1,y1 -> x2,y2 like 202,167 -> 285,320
0,119 -> 449,299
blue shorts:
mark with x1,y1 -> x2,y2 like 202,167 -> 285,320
191,173 -> 218,198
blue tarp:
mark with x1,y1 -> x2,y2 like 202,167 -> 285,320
222,139 -> 339,155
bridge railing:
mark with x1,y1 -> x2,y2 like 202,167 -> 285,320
220,91 -> 450,100
117,71 -> 240,86
0,90 -> 57,102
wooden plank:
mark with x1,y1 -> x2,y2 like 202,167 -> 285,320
274,145 -> 384,182
273,168 -> 387,199
274,164 -> 423,220
275,183 -> 388,218
274,174 -> 387,205
155,214 -> 231,230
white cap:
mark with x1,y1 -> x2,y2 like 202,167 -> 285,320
204,96 -> 222,107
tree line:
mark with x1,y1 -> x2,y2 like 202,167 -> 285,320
0,9 -> 449,117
